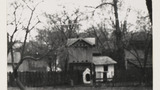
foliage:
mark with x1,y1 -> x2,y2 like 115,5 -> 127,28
34,8 -> 86,71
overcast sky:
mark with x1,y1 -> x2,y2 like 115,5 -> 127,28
7,0 -> 148,41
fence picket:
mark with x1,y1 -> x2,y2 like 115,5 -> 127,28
8,70 -> 152,87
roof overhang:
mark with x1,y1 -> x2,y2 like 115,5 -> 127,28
93,56 -> 117,65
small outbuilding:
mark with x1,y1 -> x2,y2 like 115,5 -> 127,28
93,56 -> 117,82
67,38 -> 96,84
66,37 -> 117,84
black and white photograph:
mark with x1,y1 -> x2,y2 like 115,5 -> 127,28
5,0 -> 153,90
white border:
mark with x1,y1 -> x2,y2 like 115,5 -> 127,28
0,0 -> 160,90
0,0 -> 7,90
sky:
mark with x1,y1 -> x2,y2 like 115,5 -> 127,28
7,0 -> 148,41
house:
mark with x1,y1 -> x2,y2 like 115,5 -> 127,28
67,38 -> 95,84
125,49 -> 152,69
67,37 -> 117,84
93,56 -> 117,82
124,32 -> 152,70
67,38 -> 95,69
7,52 -> 48,72
7,52 -> 29,72
123,31 -> 152,82
124,49 -> 152,82
27,59 -> 48,72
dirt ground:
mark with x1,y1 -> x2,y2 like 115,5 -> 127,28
8,86 -> 152,90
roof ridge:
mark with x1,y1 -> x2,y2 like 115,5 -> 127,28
67,38 -> 95,46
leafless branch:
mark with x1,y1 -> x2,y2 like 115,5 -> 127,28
84,6 -> 95,8
29,20 -> 40,31
22,50 -> 51,61
124,48 -> 143,68
95,2 -> 114,9
92,26 -> 106,50
14,49 -> 51,72
34,0 -> 43,9
26,9 -> 35,30
22,0 -> 33,10
17,8 -> 24,25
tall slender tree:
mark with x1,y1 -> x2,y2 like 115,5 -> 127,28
91,0 -> 125,69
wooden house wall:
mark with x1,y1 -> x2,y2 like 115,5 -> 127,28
8,60 -> 48,72
95,65 -> 115,81
18,60 -> 30,72
7,65 -> 14,72
95,65 -> 104,82
28,60 -> 48,72
68,47 -> 93,63
8,61 -> 30,72
107,65 -> 114,79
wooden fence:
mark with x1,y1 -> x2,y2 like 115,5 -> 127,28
8,71 -> 82,87
7,70 -> 152,87
112,69 -> 152,86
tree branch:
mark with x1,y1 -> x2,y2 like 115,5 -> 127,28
21,50 -> 51,61
124,48 -> 143,68
95,2 -> 114,9
22,0 -> 33,10
29,20 -> 40,31
92,26 -> 106,50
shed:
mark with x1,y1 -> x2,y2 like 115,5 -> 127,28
93,56 -> 117,82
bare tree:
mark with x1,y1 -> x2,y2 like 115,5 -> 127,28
85,0 -> 125,69
85,23 -> 114,55
7,0 -> 43,89
44,8 -> 85,38
122,13 -> 152,84
34,29 -> 62,71
34,8 -> 85,71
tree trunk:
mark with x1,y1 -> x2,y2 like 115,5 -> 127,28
140,68 -> 146,85
15,78 -> 26,90
146,0 -> 152,23
12,70 -> 26,90
113,0 -> 125,69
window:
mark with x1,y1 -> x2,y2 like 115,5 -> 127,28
104,65 -> 108,71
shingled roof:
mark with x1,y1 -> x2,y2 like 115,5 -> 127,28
93,56 -> 117,65
67,38 -> 95,46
